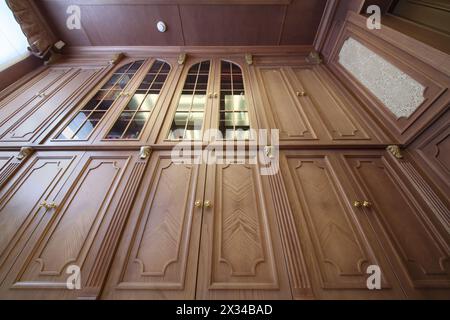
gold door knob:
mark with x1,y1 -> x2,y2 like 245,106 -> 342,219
214,93 -> 218,99
194,200 -> 202,208
204,200 -> 212,208
353,201 -> 362,208
362,201 -> 372,208
296,91 -> 306,97
208,93 -> 213,99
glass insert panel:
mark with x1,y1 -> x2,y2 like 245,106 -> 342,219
168,61 -> 210,140
219,61 -> 250,140
55,60 -> 144,140
105,59 -> 171,140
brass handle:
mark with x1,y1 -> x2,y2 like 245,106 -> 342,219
204,200 -> 212,208
353,200 -> 372,209
208,93 -> 213,99
39,200 -> 57,210
39,200 -> 48,209
296,91 -> 306,97
353,200 -> 362,208
362,201 -> 372,208
214,93 -> 218,99
194,200 -> 202,208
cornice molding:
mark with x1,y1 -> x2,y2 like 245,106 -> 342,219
63,45 -> 314,58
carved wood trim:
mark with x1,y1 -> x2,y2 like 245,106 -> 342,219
267,168 -> 313,299
313,0 -> 339,53
83,159 -> 148,298
396,154 -> 450,233
327,12 -> 450,145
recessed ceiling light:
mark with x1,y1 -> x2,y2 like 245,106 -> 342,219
157,21 -> 167,33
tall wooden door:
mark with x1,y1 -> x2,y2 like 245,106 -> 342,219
280,151 -> 406,299
102,150 -> 206,299
340,151 -> 450,299
196,162 -> 292,300
0,150 -> 144,299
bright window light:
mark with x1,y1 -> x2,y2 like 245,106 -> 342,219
0,1 -> 30,71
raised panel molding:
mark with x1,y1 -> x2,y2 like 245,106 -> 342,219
12,156 -> 127,289
344,155 -> 450,291
285,156 -> 376,289
116,157 -> 198,290
1,68 -> 102,143
0,152 -> 80,285
257,67 -> 317,140
292,66 -> 371,141
0,68 -> 69,133
207,164 -> 279,290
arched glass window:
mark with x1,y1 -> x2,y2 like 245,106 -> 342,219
168,60 -> 210,140
219,61 -> 250,139
56,60 -> 144,140
106,60 -> 171,139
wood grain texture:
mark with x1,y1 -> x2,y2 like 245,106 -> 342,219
35,0 -> 327,46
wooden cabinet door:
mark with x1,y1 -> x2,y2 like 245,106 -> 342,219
196,162 -> 292,300
280,151 -> 405,299
0,151 -> 143,299
290,66 -> 385,144
0,151 -> 84,289
46,59 -> 151,147
254,66 -> 318,143
102,151 -> 206,300
156,58 -> 215,144
0,68 -> 68,133
0,66 -> 105,145
94,58 -> 182,146
341,152 -> 450,299
253,64 -> 389,145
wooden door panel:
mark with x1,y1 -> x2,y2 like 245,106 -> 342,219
0,68 -> 67,130
197,163 -> 292,299
102,151 -> 205,299
0,151 -> 139,299
1,68 -> 101,143
292,67 -> 372,142
0,152 -> 82,284
342,155 -> 450,297
281,153 -> 404,299
257,67 -> 316,141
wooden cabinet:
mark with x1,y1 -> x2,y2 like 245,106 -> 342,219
0,51 -> 448,300
253,64 -> 391,145
0,66 -> 106,146
0,150 -> 147,299
154,57 -> 258,144
102,151 -> 291,299
196,162 -> 291,300
280,150 -> 450,299
44,57 -> 182,147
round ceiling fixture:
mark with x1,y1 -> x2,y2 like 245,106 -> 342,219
157,21 -> 167,33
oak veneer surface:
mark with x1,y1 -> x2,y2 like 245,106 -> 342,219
0,48 -> 448,300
